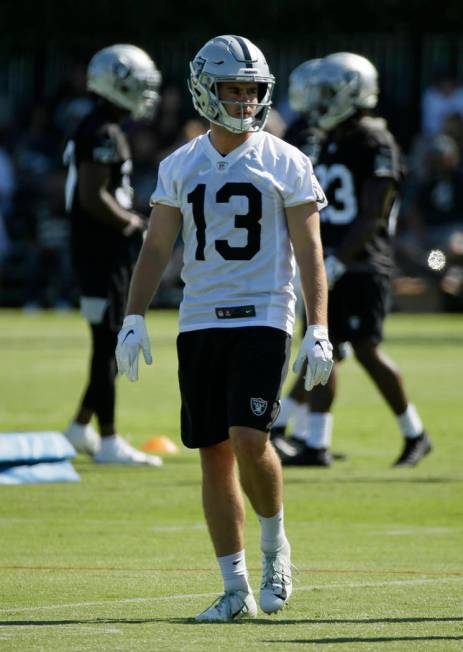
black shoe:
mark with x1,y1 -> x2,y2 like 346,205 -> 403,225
282,445 -> 332,467
271,434 -> 303,460
287,435 -> 307,455
393,432 -> 432,467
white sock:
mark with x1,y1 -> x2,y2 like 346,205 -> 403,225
273,397 -> 298,428
217,550 -> 250,592
397,404 -> 423,439
258,508 -> 287,553
306,412 -> 333,449
292,403 -> 310,441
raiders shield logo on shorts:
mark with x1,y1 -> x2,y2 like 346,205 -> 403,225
250,397 -> 268,416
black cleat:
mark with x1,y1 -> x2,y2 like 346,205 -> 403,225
271,434 -> 303,461
281,445 -> 332,467
393,432 -> 432,467
287,436 -> 307,455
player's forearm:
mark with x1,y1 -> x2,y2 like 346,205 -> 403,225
84,188 -> 141,233
287,202 -> 328,326
298,242 -> 328,326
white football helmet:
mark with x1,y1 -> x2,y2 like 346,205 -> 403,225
87,44 -> 161,121
306,52 -> 379,131
188,35 -> 275,134
288,58 -> 322,115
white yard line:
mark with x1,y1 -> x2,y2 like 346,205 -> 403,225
1,576 -> 462,616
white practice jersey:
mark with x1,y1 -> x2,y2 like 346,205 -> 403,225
151,130 -> 327,335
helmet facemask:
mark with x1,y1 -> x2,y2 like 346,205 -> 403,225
305,68 -> 363,131
288,59 -> 322,117
87,45 -> 161,121
305,53 -> 378,131
113,62 -> 161,120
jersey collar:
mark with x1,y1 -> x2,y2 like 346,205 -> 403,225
200,130 -> 264,169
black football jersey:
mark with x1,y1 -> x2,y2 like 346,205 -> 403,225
315,117 -> 402,275
283,116 -> 325,165
64,105 -> 141,290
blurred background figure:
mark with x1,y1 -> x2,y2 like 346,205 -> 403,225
398,134 -> 463,311
22,171 -> 75,311
421,68 -> 463,136
62,44 -> 164,466
0,100 -> 15,283
272,52 -> 431,468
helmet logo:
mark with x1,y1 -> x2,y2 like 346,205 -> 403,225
193,56 -> 207,76
113,61 -> 131,80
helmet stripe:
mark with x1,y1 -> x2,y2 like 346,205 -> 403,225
233,35 -> 254,68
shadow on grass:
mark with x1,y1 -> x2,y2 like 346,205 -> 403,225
179,615 -> 463,626
2,615 -> 463,630
262,635 -> 463,644
284,476 -> 463,485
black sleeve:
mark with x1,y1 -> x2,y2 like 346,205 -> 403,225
364,130 -> 402,183
77,122 -> 125,165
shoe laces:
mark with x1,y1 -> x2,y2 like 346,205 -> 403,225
261,551 -> 292,590
202,591 -> 248,619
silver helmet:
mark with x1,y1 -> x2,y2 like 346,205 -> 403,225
307,52 -> 379,131
87,44 -> 161,121
288,58 -> 322,115
188,35 -> 275,134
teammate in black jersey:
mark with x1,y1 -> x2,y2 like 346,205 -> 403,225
279,52 -> 432,467
63,44 -> 163,465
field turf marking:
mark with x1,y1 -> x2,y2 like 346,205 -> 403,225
1,576 -> 462,615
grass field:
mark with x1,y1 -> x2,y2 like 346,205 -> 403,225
0,310 -> 462,651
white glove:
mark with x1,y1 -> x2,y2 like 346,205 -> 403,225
293,325 -> 333,391
116,315 -> 152,382
325,255 -> 346,290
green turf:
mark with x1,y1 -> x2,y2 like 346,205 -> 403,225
0,310 -> 462,651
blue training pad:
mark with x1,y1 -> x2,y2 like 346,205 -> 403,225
0,431 -> 76,465
0,460 -> 80,484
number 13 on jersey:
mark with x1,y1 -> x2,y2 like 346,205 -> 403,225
187,182 -> 262,261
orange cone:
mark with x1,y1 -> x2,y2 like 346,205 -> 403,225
141,436 -> 179,454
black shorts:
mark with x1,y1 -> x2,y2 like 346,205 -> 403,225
177,327 -> 291,449
328,272 -> 390,344
77,264 -> 132,332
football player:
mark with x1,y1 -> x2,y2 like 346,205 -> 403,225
271,59 -> 329,461
280,52 -> 432,468
115,35 -> 332,621
63,44 -> 163,465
